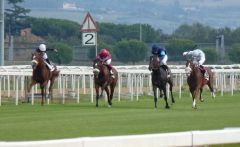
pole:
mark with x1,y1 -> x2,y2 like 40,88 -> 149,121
0,0 -> 4,65
95,32 -> 98,56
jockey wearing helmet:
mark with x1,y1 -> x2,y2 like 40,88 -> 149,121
96,48 -> 114,78
151,44 -> 170,77
36,44 -> 58,72
183,48 -> 209,80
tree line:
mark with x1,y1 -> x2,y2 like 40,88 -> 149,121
5,0 -> 240,64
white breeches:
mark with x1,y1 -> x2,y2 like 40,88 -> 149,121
42,52 -> 48,60
105,59 -> 111,65
160,55 -> 168,65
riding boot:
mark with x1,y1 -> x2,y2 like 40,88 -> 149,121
162,65 -> 170,78
199,65 -> 209,80
107,64 -> 115,78
46,59 -> 55,72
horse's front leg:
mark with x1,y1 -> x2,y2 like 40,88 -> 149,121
192,89 -> 199,109
153,86 -> 157,108
95,85 -> 100,107
27,80 -> 36,103
163,87 -> 170,109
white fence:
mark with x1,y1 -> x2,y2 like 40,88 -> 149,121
0,128 -> 240,147
0,64 -> 240,105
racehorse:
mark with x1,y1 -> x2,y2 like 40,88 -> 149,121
93,58 -> 118,107
27,51 -> 59,105
185,60 -> 215,109
148,55 -> 175,109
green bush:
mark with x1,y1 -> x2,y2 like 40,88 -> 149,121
165,39 -> 195,61
115,39 -> 148,64
228,43 -> 240,63
48,42 -> 73,64
202,48 -> 218,64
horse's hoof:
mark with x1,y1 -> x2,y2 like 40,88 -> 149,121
96,105 -> 99,107
200,99 -> 204,102
165,105 -> 170,109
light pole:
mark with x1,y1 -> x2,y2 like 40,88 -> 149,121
0,0 -> 4,65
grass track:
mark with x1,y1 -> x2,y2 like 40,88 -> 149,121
0,92 -> 240,141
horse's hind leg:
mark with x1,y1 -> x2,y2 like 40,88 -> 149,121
207,80 -> 215,99
168,80 -> 175,104
40,86 -> 45,106
200,88 -> 204,102
163,87 -> 170,109
95,85 -> 100,107
153,86 -> 158,108
104,87 -> 111,107
110,84 -> 116,106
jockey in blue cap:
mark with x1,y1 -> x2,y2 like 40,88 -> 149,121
151,44 -> 170,77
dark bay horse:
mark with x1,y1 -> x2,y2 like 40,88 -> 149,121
28,51 -> 59,105
185,60 -> 215,109
93,58 -> 118,107
148,55 -> 175,109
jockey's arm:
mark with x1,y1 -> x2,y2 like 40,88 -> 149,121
46,48 -> 58,52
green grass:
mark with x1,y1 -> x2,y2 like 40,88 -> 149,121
0,92 -> 240,141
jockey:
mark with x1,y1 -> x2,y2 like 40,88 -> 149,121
36,44 -> 57,72
183,49 -> 209,80
96,48 -> 114,78
151,44 -> 170,77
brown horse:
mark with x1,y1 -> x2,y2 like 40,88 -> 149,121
148,55 -> 175,109
185,60 -> 215,109
27,51 -> 59,105
93,58 -> 118,107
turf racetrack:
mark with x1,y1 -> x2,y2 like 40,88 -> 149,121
0,92 -> 240,141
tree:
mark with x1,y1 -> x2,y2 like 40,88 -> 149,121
5,0 -> 30,36
48,42 -> 73,64
202,48 -> 218,64
115,39 -> 148,64
228,43 -> 240,63
165,39 -> 195,61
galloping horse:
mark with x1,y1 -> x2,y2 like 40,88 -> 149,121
185,60 -> 215,109
148,55 -> 175,109
27,51 -> 59,105
93,58 -> 118,107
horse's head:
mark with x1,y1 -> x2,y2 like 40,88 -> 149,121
185,60 -> 199,76
148,55 -> 160,71
31,51 -> 43,70
93,58 -> 104,77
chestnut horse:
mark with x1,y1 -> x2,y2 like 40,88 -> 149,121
148,55 -> 175,109
185,60 -> 215,109
93,58 -> 118,107
27,51 -> 59,105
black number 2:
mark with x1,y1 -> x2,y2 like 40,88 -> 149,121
85,34 -> 94,44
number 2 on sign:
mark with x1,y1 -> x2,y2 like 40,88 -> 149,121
82,32 -> 96,46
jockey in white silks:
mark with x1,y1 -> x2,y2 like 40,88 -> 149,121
183,49 -> 209,80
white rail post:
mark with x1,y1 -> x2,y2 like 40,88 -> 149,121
77,76 -> 80,104
118,73 -> 121,101
90,75 -> 94,103
15,76 -> 19,105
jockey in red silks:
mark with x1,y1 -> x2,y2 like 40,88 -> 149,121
96,48 -> 115,78
36,44 -> 57,72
